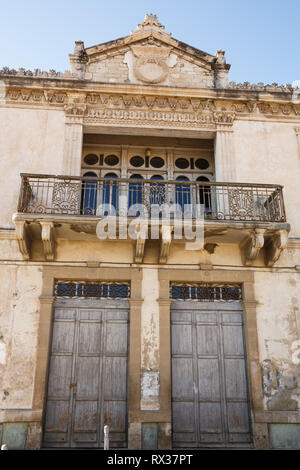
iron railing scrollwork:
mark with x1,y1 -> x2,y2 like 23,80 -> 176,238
17,174 -> 287,223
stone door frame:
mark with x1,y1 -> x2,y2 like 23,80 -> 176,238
157,268 -> 268,449
33,265 -> 142,448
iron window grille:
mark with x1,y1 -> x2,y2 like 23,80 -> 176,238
54,281 -> 130,299
170,283 -> 242,302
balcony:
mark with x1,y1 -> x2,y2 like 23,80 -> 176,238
13,174 -> 290,265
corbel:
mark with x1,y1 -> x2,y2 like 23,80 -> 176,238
134,224 -> 148,263
159,225 -> 172,264
15,220 -> 31,260
41,221 -> 55,261
265,229 -> 289,267
241,228 -> 265,266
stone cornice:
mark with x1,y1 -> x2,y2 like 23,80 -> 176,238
1,81 -> 300,124
0,71 -> 298,99
0,72 -> 299,97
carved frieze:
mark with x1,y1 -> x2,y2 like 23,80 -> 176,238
6,88 -> 67,104
2,84 -> 300,125
83,107 -> 235,129
64,104 -> 86,116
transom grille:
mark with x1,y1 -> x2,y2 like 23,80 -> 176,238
54,281 -> 130,299
170,283 -> 242,302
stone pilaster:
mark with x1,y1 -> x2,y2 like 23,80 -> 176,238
214,128 -> 236,182
62,97 -> 86,175
62,116 -> 84,175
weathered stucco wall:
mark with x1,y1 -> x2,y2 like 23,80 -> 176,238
0,107 -> 65,228
86,54 -> 129,83
254,271 -> 300,411
3,237 -> 298,270
233,120 -> 300,238
0,265 -> 42,408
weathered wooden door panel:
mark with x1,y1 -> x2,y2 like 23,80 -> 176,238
171,301 -> 252,448
197,358 -> 220,400
43,300 -> 129,448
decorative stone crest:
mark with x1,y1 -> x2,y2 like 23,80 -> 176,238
135,13 -> 168,35
131,45 -> 173,84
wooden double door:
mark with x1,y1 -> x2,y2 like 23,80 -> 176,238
43,299 -> 129,448
171,301 -> 253,448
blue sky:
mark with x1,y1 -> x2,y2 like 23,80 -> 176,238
0,0 -> 299,85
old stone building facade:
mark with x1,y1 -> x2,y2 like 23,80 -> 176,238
0,14 -> 300,449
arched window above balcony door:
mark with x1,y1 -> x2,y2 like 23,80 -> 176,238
196,176 -> 212,215
175,175 -> 191,210
102,172 -> 119,215
128,174 -> 144,213
82,171 -> 98,215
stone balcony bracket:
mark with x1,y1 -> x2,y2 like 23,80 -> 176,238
12,213 -> 290,266
240,226 -> 290,267
14,220 -> 31,261
264,229 -> 289,267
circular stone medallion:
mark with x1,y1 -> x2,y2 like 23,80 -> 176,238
134,57 -> 169,84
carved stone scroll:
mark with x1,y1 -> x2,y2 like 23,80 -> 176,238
242,228 -> 265,266
15,220 -> 30,260
41,221 -> 55,261
134,224 -> 148,263
265,229 -> 289,267
159,225 -> 172,264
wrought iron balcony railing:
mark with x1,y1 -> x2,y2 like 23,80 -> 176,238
17,174 -> 286,223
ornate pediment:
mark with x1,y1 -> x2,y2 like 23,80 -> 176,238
69,14 -> 230,88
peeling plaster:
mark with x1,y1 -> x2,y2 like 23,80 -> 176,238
291,340 -> 300,365
0,337 -> 6,365
262,359 -> 300,411
141,371 -> 160,410
141,268 -> 160,371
